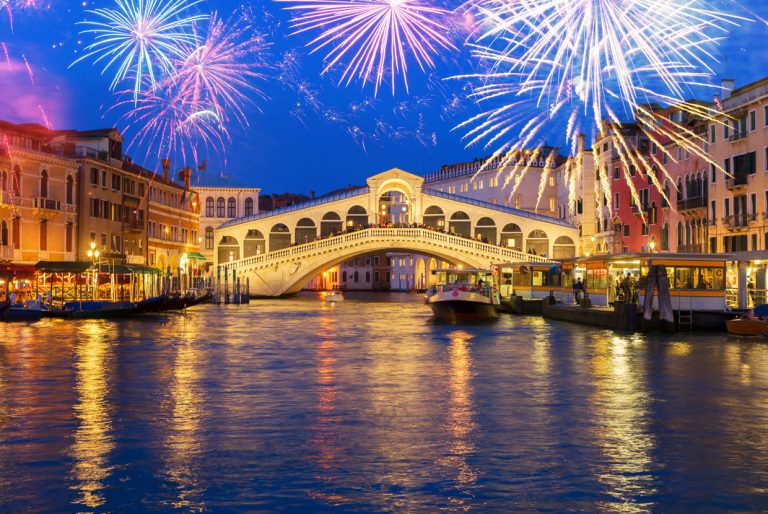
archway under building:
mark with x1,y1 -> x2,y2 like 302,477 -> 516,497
500,223 -> 523,250
475,217 -> 497,244
218,235 -> 240,262
449,211 -> 471,238
526,230 -> 549,257
321,212 -> 343,237
295,218 -> 317,245
553,236 -> 576,258
346,205 -> 368,230
423,206 -> 445,230
269,223 -> 291,252
244,229 -> 265,257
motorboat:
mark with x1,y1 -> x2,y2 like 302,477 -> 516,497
727,316 -> 768,336
325,291 -> 344,302
427,268 -> 499,322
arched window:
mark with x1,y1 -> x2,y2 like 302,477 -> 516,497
40,169 -> 48,198
227,197 -> 236,217
244,197 -> 254,216
661,223 -> 669,251
206,197 -> 214,217
0,220 -> 7,247
204,227 -> 214,249
216,197 -> 225,218
66,175 -> 74,204
0,170 -> 6,191
677,221 -> 683,249
13,165 -> 20,196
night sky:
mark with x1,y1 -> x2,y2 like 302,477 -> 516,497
1,0 -> 767,195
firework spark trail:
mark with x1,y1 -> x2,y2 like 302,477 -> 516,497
1,42 -> 10,71
21,52 -> 33,84
457,0 -> 747,209
38,104 -> 52,129
280,0 -> 457,95
72,0 -> 207,103
174,10 -> 270,128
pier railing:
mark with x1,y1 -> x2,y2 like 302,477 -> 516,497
225,227 -> 553,271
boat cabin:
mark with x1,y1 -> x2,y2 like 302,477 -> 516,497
429,268 -> 495,298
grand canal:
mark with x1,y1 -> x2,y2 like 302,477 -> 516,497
1,293 -> 768,512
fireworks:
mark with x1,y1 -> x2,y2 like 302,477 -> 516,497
72,0 -> 207,102
174,11 -> 270,127
280,0 -> 457,95
457,0 -> 743,208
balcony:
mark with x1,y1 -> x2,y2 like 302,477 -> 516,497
723,214 -> 749,230
725,174 -> 748,190
677,196 -> 706,212
123,220 -> 145,232
729,131 -> 747,142
32,197 -> 61,219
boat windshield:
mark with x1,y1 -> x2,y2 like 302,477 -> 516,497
430,269 -> 494,297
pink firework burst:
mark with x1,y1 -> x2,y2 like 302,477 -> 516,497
174,10 -> 270,128
280,0 -> 457,95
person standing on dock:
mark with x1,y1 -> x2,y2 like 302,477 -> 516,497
573,278 -> 583,304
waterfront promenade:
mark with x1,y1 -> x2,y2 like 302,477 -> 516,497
1,293 -> 768,512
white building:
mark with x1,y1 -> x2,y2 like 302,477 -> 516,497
194,186 -> 260,268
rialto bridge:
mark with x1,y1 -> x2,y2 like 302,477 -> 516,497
214,168 -> 578,296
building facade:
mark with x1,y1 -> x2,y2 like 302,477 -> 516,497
52,128 -> 151,265
194,186 -> 260,267
146,161 -> 201,283
0,121 -> 79,266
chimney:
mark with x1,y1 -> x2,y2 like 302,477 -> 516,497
183,167 -> 191,189
721,79 -> 735,100
162,158 -> 170,182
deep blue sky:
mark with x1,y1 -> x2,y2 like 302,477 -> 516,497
1,0 -> 767,195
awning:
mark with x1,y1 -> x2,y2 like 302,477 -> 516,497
95,263 -> 162,274
185,252 -> 207,260
35,261 -> 91,273
0,263 -> 37,276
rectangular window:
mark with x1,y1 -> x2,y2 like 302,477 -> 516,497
765,147 -> 768,171
711,163 -> 716,183
39,220 -> 47,251
752,193 -> 757,218
725,158 -> 731,175
711,200 -> 716,223
374,256 -> 379,266
613,167 -> 619,179
750,110 -> 757,131
374,271 -> 380,283
615,192 -> 620,209
549,176 -> 554,187
90,168 -> 99,185
724,121 -> 730,139
663,153 -> 669,165
710,125 -> 716,144
624,225 -> 630,237
101,170 -> 107,188
725,198 -> 730,219
765,105 -> 768,127
112,174 -> 120,191
549,197 -> 555,212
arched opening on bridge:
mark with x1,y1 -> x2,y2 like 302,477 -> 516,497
553,236 -> 576,259
449,211 -> 471,238
526,230 -> 549,257
378,191 -> 409,225
157,254 -> 166,273
243,229 -> 265,258
427,257 -> 438,286
500,223 -> 522,250
321,212 -> 343,237
474,217 -> 497,244
415,257 -> 426,291
295,218 -> 317,245
269,223 -> 291,252
423,206 -> 445,230
346,205 -> 368,230
218,236 -> 240,262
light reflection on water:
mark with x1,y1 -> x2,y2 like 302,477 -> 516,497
1,292 -> 768,511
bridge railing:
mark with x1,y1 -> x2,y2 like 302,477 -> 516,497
422,188 -> 576,228
225,227 -> 551,270
218,187 -> 370,229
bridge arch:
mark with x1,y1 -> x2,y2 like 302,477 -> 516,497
423,206 -> 445,229
553,235 -> 576,258
526,230 -> 549,257
321,212 -> 342,237
244,229 -> 265,258
218,235 -> 240,262
449,211 -> 471,237
295,218 -> 317,245
475,217 -> 497,244
269,224 -> 291,252
500,223 -> 523,250
346,205 -> 368,230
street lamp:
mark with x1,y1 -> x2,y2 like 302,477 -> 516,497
87,242 -> 100,300
649,240 -> 656,252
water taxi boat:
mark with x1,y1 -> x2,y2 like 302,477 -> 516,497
325,291 -> 344,302
727,317 -> 768,335
427,268 -> 499,322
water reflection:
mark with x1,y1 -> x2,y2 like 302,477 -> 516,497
590,335 -> 656,512
162,321 -> 208,511
438,330 -> 477,498
68,322 -> 115,508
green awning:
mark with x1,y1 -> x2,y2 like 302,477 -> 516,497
185,252 -> 208,260
94,263 -> 162,274
35,261 -> 91,273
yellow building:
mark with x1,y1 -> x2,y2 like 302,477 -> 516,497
0,121 -> 79,269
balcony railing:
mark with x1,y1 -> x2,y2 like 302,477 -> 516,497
725,175 -> 748,189
123,220 -> 144,232
33,197 -> 61,211
729,131 -> 747,142
677,196 -> 706,211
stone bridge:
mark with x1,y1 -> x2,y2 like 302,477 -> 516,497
214,168 -> 578,296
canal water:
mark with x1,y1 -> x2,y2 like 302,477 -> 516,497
1,293 -> 768,512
